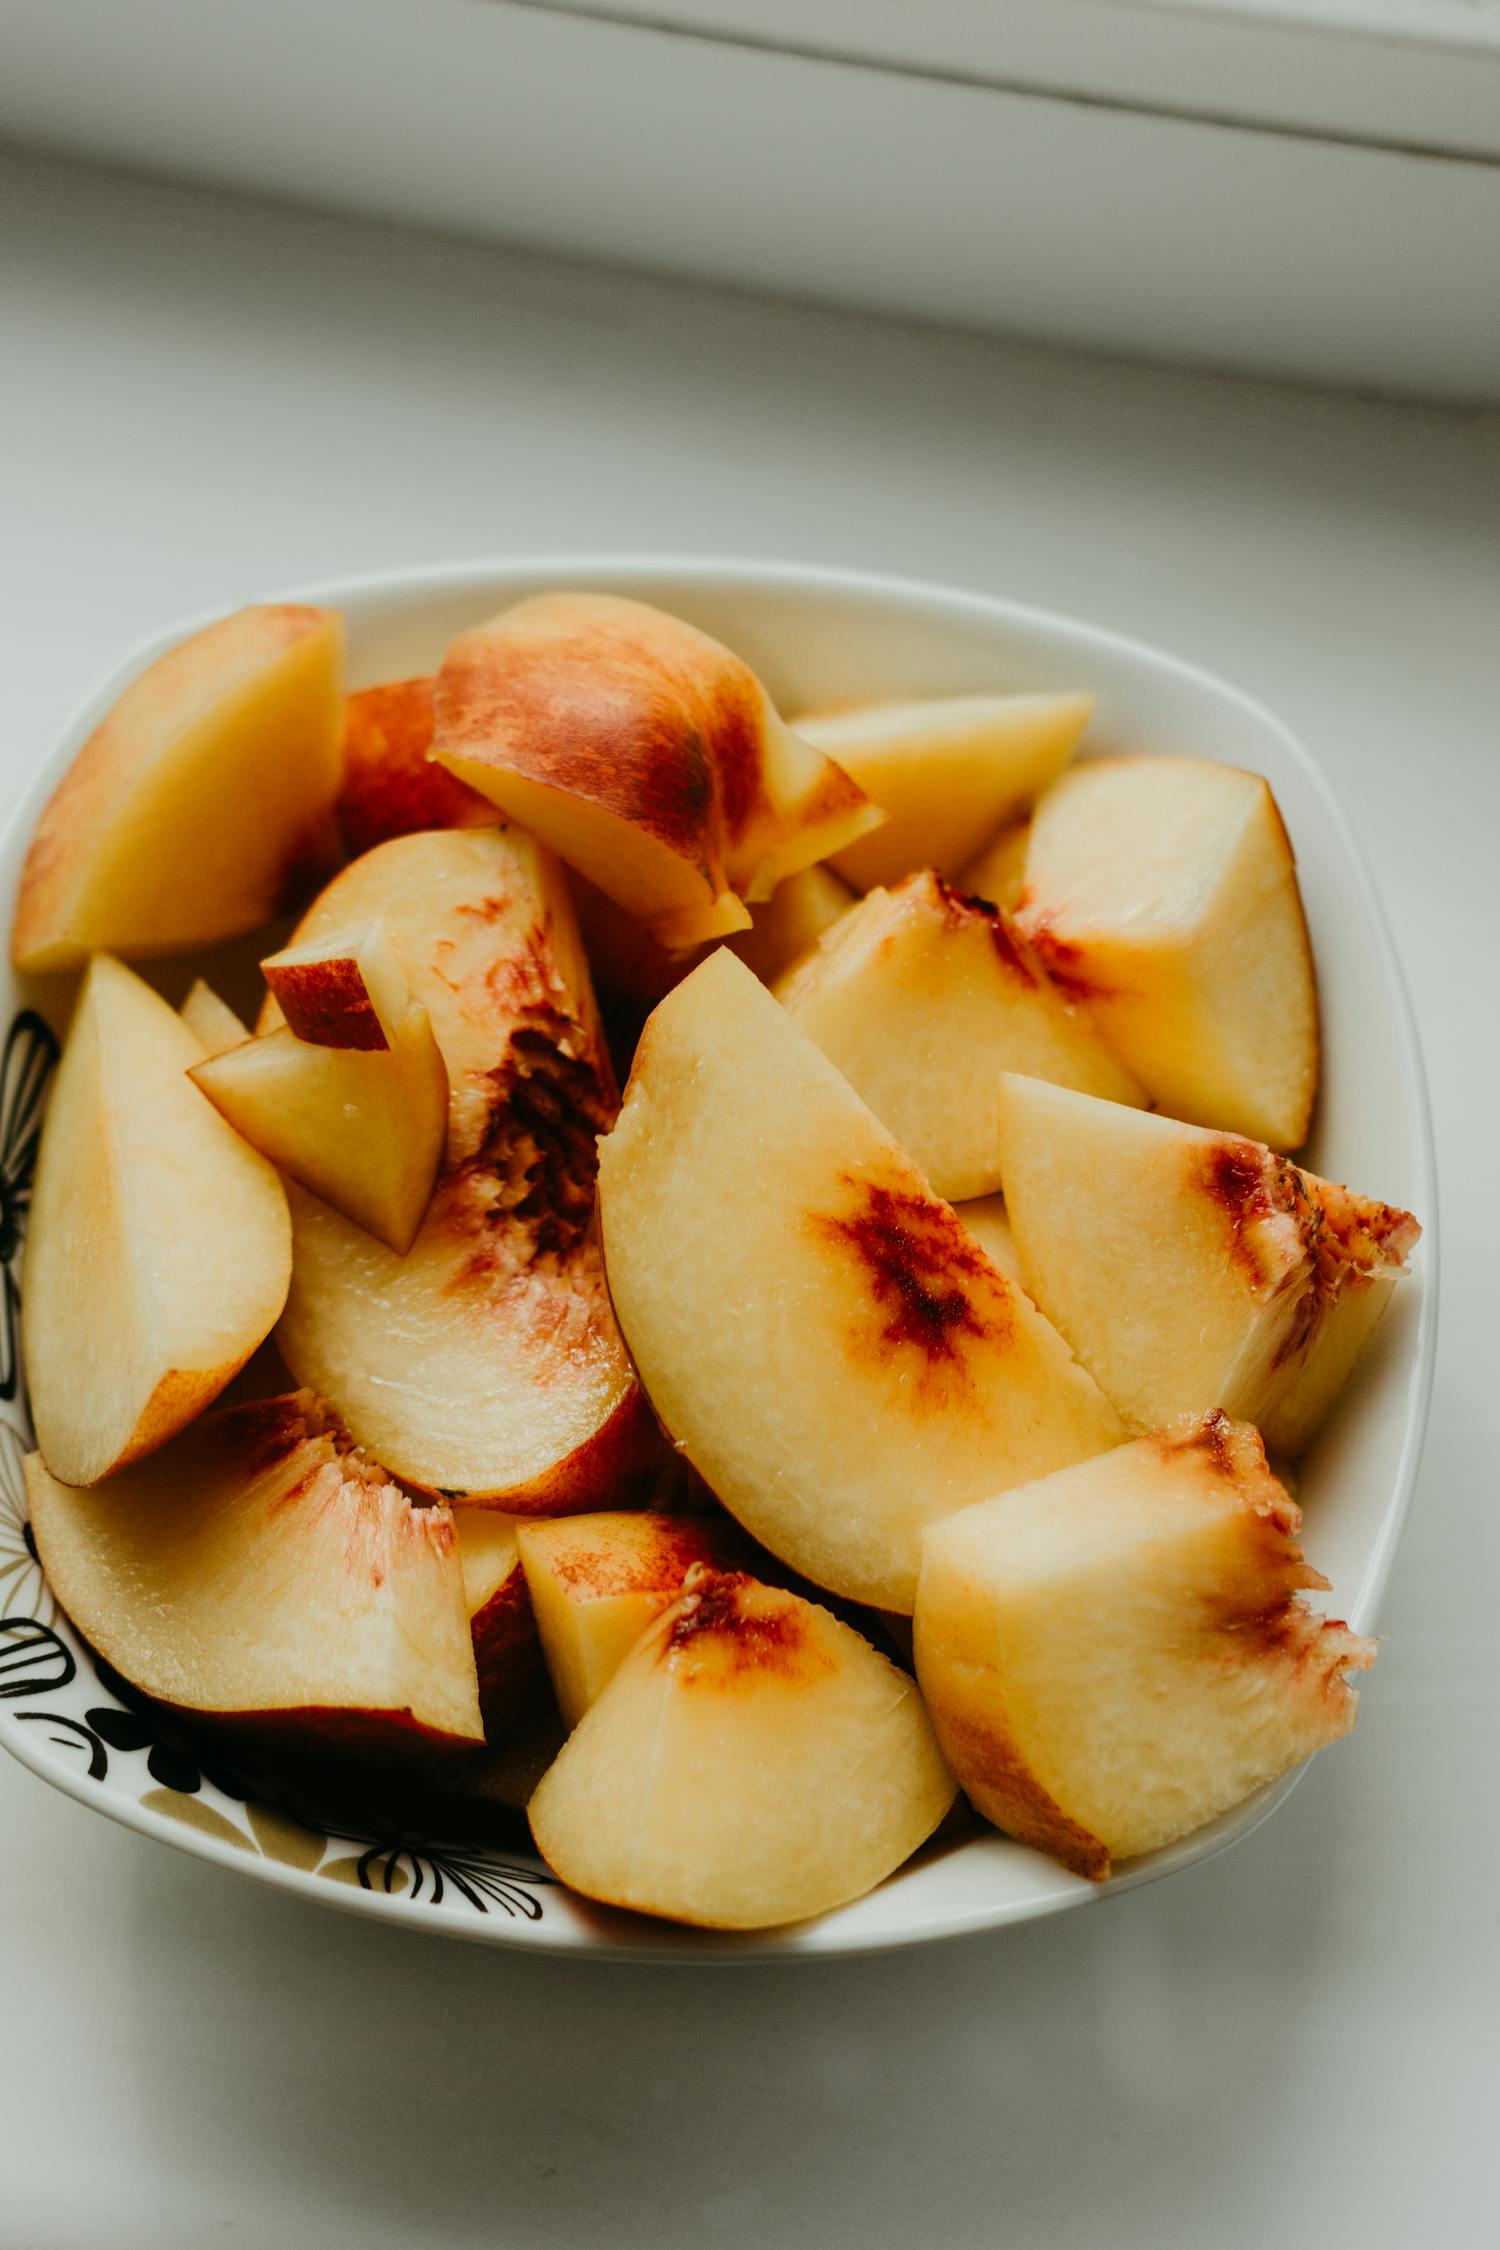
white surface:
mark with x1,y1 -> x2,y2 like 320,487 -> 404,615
1,148 -> 1496,2246
2,557 -> 1436,1961
3,0 -> 1499,400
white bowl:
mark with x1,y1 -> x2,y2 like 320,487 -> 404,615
0,557 -> 1436,1961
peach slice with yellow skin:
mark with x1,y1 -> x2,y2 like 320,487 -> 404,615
528,1568 -> 956,1928
516,1511 -> 755,1729
179,979 -> 248,1057
260,919 -> 410,1051
791,692 -> 1091,893
777,871 -> 1144,1201
914,1414 -> 1375,1879
432,592 -> 882,947
266,827 -> 659,1507
336,676 -> 493,856
451,1508 -> 549,1737
1015,754 -> 1319,1149
25,1392 -> 485,1762
596,949 -> 1122,1612
22,955 -> 291,1487
994,1074 -> 1419,1455
12,605 -> 344,972
190,998 -> 448,1255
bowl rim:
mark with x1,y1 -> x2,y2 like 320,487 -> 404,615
0,552 -> 1439,1963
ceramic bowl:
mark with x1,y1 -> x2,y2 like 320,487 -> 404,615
0,557 -> 1436,1960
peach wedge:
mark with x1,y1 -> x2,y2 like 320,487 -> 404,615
596,949 -> 1122,1611
777,872 -> 1144,1201
267,827 -> 656,1507
914,1414 -> 1375,1878
433,592 -> 882,947
1016,754 -> 1319,1149
995,1075 -> 1419,1455
23,955 -> 291,1487
12,605 -> 343,972
27,1392 -> 484,1761
190,1000 -> 448,1256
793,692 -> 1091,892
529,1568 -> 956,1928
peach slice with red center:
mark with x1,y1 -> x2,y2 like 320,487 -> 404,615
266,826 -> 659,1506
596,949 -> 1122,1611
25,1391 -> 485,1762
432,592 -> 882,947
529,1567 -> 956,1928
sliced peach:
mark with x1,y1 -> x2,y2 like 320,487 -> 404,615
13,605 -> 343,972
995,1075 -> 1419,1454
529,1568 -> 956,1928
22,955 -> 290,1486
914,1415 -> 1375,1876
266,828 -> 657,1506
777,871 -> 1144,1200
1016,755 -> 1319,1149
727,863 -> 856,986
596,950 -> 1122,1611
792,692 -> 1091,892
433,592 -> 881,946
260,919 -> 410,1051
26,1392 -> 484,1761
190,999 -> 447,1255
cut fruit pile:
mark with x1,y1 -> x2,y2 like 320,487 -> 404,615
11,591 -> 1419,1932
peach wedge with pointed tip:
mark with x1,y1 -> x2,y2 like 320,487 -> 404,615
777,870 -> 1144,1201
792,692 -> 1091,893
596,949 -> 1122,1611
190,1000 -> 448,1256
12,605 -> 344,973
529,1568 -> 956,1928
1016,754 -> 1319,1149
914,1415 -> 1375,1879
26,1391 -> 485,1762
994,1074 -> 1419,1455
432,592 -> 882,947
22,954 -> 291,1487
